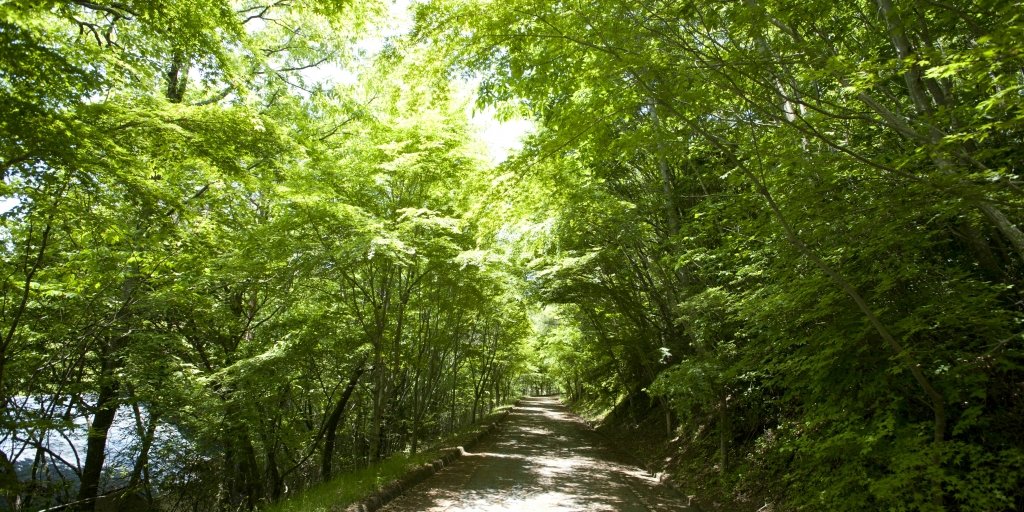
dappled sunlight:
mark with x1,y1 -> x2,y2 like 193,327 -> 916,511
379,397 -> 688,511
516,426 -> 556,436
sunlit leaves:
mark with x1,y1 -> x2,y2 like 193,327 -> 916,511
419,0 -> 1024,509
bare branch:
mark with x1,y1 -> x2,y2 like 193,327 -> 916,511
275,54 -> 333,73
238,1 -> 292,24
69,0 -> 138,19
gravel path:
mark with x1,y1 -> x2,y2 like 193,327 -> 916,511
378,396 -> 689,511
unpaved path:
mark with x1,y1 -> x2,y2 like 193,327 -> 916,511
378,396 -> 689,511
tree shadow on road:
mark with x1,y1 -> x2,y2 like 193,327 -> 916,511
380,397 -> 689,511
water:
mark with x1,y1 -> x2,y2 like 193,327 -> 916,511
2,395 -> 183,500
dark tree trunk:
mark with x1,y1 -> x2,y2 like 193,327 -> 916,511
223,416 -> 262,510
76,378 -> 120,511
266,444 -> 283,502
1,449 -> 20,510
165,53 -> 187,103
240,432 -> 262,510
321,364 -> 365,482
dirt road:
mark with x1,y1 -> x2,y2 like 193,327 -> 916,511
378,396 -> 689,511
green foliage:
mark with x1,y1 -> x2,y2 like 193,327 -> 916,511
5,0 -> 1024,510
416,0 -> 1024,509
0,2 -> 532,511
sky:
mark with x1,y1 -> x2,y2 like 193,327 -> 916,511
318,0 -> 535,165
472,113 -> 534,165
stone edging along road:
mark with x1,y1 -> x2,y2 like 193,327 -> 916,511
342,407 -> 514,512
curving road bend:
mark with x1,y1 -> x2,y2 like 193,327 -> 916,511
378,396 -> 689,511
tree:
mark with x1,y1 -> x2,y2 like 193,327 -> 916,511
416,0 -> 1024,508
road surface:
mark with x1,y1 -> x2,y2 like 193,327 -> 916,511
378,396 -> 689,511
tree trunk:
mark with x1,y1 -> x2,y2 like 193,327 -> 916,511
240,432 -> 262,510
266,442 -> 283,503
223,404 -> 262,510
1,449 -> 20,511
128,405 -> 157,500
648,98 -> 680,237
321,364 -> 365,481
718,391 -> 730,475
368,344 -> 385,464
0,217 -> 55,409
76,378 -> 120,511
165,53 -> 187,103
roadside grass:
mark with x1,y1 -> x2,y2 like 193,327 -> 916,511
262,451 -> 439,512
263,406 -> 514,512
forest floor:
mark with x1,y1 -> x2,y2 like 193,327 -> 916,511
591,397 -> 765,512
376,396 -> 690,511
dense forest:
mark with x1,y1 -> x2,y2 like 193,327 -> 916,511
0,2 -> 530,510
2,0 -> 1023,511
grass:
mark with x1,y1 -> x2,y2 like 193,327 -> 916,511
262,451 -> 440,512
264,406 -> 514,512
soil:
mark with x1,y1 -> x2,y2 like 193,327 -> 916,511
377,396 -> 690,511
